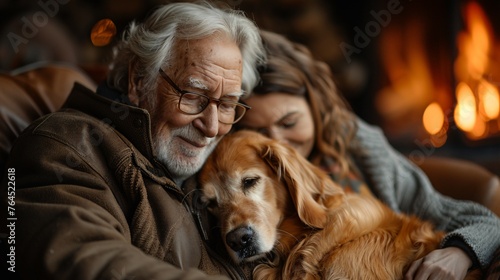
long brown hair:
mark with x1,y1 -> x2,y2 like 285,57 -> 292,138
248,30 -> 357,175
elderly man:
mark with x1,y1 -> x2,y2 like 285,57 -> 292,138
4,2 -> 265,279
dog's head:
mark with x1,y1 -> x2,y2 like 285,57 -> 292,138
198,130 -> 345,263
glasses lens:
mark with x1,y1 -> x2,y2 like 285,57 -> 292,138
179,93 -> 209,114
219,103 -> 246,124
178,92 -> 247,124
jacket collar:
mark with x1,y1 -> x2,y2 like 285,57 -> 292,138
95,81 -> 134,105
63,82 -> 155,160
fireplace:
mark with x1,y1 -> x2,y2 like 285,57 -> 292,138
366,0 -> 500,173
452,1 -> 500,142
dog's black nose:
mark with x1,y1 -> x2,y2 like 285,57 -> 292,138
226,226 -> 255,252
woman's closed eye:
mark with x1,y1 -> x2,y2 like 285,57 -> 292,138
248,114 -> 300,136
278,113 -> 300,129
279,118 -> 297,129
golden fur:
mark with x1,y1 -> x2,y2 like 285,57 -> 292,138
198,130 -> 479,279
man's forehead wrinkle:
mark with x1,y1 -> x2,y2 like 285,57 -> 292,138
182,70 -> 244,96
184,76 -> 244,98
192,60 -> 242,80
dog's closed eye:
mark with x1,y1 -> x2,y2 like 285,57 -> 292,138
199,194 -> 218,210
206,198 -> 218,209
242,176 -> 260,190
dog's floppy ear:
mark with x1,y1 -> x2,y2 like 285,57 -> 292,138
260,140 -> 345,229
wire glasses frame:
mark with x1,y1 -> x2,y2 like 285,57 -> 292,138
159,69 -> 250,124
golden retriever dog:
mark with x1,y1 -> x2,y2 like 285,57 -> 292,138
198,130 -> 480,280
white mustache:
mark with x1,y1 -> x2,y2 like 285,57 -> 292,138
171,125 -> 215,147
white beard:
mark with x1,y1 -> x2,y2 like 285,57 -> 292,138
153,125 -> 219,183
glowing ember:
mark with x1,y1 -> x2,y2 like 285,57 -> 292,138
478,79 -> 500,120
423,102 -> 445,135
454,82 -> 476,132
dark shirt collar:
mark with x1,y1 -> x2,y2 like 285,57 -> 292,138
96,82 -> 133,105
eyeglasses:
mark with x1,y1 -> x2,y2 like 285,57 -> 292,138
159,69 -> 251,125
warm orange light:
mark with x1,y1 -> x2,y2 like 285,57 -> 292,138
423,102 -> 445,135
454,82 -> 477,132
91,19 -> 117,47
466,2 -> 491,79
469,118 -> 487,139
375,23 -> 434,124
478,79 -> 500,120
453,2 -> 499,140
455,2 -> 493,81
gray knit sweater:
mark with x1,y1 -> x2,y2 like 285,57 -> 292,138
350,119 -> 500,269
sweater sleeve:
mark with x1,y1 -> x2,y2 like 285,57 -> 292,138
350,118 -> 500,270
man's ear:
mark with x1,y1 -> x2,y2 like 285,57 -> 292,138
128,62 -> 143,106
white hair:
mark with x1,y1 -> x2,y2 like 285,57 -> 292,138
107,1 -> 265,105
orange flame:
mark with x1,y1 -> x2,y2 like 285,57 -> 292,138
454,2 -> 493,82
454,82 -> 477,132
453,1 -> 499,139
478,79 -> 500,120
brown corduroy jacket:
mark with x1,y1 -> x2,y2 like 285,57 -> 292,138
3,83 -> 249,279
